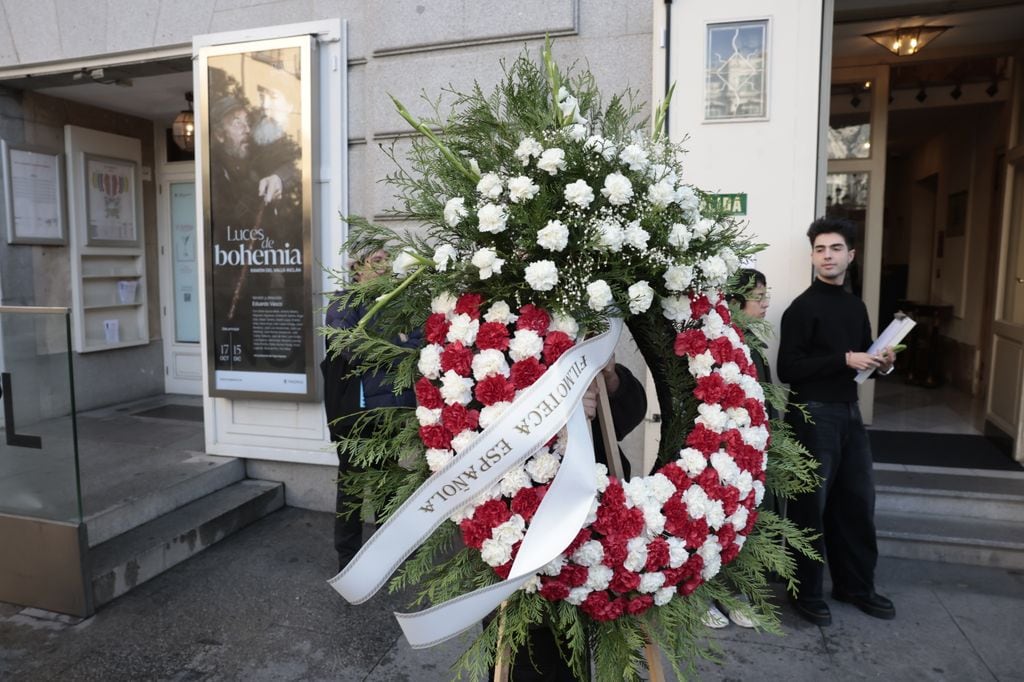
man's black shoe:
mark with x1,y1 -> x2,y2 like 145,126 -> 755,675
832,589 -> 895,620
789,596 -> 832,626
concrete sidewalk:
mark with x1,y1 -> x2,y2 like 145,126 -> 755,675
1,507 -> 1021,681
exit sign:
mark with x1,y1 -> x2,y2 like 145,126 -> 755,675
707,193 -> 747,216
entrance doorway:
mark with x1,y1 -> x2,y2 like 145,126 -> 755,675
829,2 -> 1024,467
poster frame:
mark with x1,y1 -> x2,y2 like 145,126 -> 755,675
2,140 -> 67,245
198,34 -> 317,401
82,153 -> 141,247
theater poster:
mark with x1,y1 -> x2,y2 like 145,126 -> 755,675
198,36 -> 316,400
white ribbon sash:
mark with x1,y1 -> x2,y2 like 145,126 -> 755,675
328,318 -> 622,609
396,402 -> 598,648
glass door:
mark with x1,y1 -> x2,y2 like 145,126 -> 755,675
986,56 -> 1024,461
159,175 -> 202,395
827,66 -> 890,424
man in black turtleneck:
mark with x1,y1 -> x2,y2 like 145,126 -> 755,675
778,217 -> 896,627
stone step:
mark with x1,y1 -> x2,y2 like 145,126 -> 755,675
84,454 -> 245,547
874,467 -> 1024,523
876,510 -> 1024,570
89,480 -> 284,608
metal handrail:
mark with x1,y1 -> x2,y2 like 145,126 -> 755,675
0,305 -> 70,314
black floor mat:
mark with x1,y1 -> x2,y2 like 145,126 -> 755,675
132,404 -> 204,422
868,430 -> 1023,471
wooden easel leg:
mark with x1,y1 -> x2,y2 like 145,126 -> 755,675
493,602 -> 511,682
643,639 -> 666,682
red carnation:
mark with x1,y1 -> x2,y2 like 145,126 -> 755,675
418,424 -> 451,450
717,524 -> 737,549
516,304 -> 550,334
559,563 -> 589,588
694,374 -> 727,404
510,485 -> 547,523
743,509 -> 759,534
674,329 -> 708,357
476,321 -> 510,351
715,303 -> 732,324
684,517 -> 709,549
721,543 -> 740,564
609,567 -> 642,594
599,535 -> 629,568
659,462 -> 690,490
510,357 -> 547,389
663,497 -> 690,536
582,591 -> 625,622
424,313 -> 450,344
744,398 -> 767,426
539,579 -> 570,601
440,341 -> 473,377
686,424 -> 722,455
415,377 -> 444,409
709,337 -> 734,365
678,575 -> 703,596
721,383 -> 746,410
494,557 -> 514,579
473,498 -> 512,529
564,528 -> 592,556
543,331 -> 575,364
645,537 -> 670,571
455,293 -> 484,319
459,518 -> 489,549
441,403 -> 479,435
475,374 -> 516,406
626,595 -> 654,616
689,294 -> 712,320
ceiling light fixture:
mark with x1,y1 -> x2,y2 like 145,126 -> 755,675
172,91 -> 195,152
865,25 -> 950,57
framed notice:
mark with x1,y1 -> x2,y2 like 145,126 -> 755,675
3,140 -> 66,245
83,154 -> 140,246
198,35 -> 316,400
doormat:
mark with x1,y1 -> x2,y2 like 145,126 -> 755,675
868,430 -> 1023,471
132,405 -> 204,422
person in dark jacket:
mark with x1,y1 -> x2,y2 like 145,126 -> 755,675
324,249 -> 420,571
778,217 -> 896,627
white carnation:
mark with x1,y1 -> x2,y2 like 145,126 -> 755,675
720,247 -> 741,275
618,144 -> 649,172
483,300 -> 516,324
417,344 -> 443,379
514,137 -> 543,166
585,564 -> 613,591
703,309 -> 726,338
753,479 -> 766,506
688,350 -> 715,377
476,172 -> 503,200
667,537 -> 689,568
677,447 -> 707,477
548,313 -> 579,339
565,587 -> 591,606
432,243 -> 458,272
586,280 -> 614,311
730,506 -> 749,531
594,463 -> 610,493
481,538 -> 512,567
524,260 -> 559,291
668,222 -> 691,250
425,448 -> 454,472
627,281 -> 654,314
726,406 -> 751,429
471,247 -> 505,280
623,536 -> 649,573
521,576 -> 541,594
585,134 -> 618,161
700,255 -> 729,286
623,221 -> 650,250
439,370 -> 474,405
719,361 -> 742,384
567,124 -> 587,142
479,401 -> 511,429
493,515 -> 526,546
431,291 -> 458,314
509,329 -> 543,361
682,485 -> 712,521
507,175 -> 540,204
594,218 -> 624,252
564,179 -> 595,207
416,405 -> 442,426
471,348 -> 510,380
741,425 -> 770,450
638,572 -> 667,594
446,313 -> 480,345
541,555 -> 567,576
450,429 -> 476,453
601,172 -> 634,205
537,148 -> 566,175
444,197 -> 467,227
699,539 -> 723,579
661,295 -> 691,323
643,507 -> 667,536
654,586 -> 675,606
525,450 -> 561,484
391,249 -> 420,277
664,264 -> 694,291
572,540 -> 605,567
647,180 -> 676,208
675,185 -> 699,214
697,403 -> 728,432
499,466 -> 531,496
535,220 -> 570,253
692,218 -> 716,239
477,203 -> 509,234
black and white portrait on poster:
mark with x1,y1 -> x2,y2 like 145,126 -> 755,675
199,36 -> 316,400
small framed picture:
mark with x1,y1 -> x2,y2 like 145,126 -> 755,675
3,140 -> 67,245
83,154 -> 140,247
705,19 -> 770,122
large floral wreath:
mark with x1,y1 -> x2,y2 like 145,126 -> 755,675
327,43 -> 817,681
